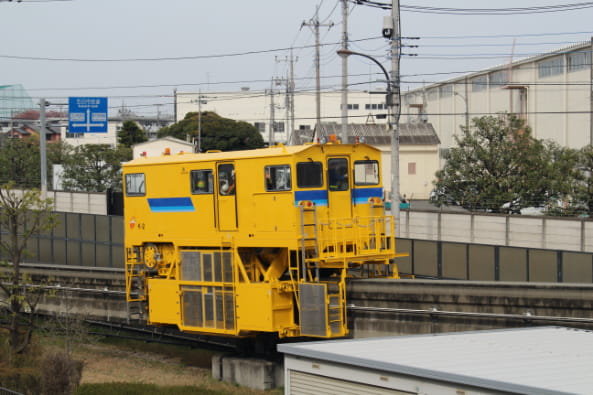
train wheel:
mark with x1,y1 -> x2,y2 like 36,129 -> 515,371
143,243 -> 161,269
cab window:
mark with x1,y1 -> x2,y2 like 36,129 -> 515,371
265,165 -> 291,191
125,173 -> 145,196
328,158 -> 349,191
191,170 -> 213,194
354,160 -> 379,185
218,164 -> 236,195
297,162 -> 323,188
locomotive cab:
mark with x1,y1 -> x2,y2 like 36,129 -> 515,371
124,141 -> 403,339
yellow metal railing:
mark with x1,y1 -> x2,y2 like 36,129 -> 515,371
314,215 -> 395,261
125,247 -> 146,302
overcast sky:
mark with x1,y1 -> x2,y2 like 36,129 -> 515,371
2,0 -> 593,116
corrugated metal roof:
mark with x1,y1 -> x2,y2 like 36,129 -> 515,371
279,327 -> 593,394
312,122 -> 440,146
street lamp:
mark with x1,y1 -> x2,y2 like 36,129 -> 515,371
337,48 -> 400,225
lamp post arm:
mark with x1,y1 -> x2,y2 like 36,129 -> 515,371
337,49 -> 391,88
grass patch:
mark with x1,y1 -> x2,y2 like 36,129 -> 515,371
75,382 -> 231,395
95,334 -> 219,369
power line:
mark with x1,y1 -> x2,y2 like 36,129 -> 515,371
350,1 -> 593,15
0,36 -> 372,63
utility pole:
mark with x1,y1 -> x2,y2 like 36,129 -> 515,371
302,5 -> 333,139
173,89 -> 178,123
389,0 -> 402,232
39,98 -> 48,198
276,52 -> 297,144
269,79 -> 276,146
339,0 -> 349,144
197,91 -> 207,153
288,50 -> 297,144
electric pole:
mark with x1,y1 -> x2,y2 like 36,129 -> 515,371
269,79 -> 276,146
276,51 -> 298,144
340,0 -> 349,144
302,5 -> 333,139
39,98 -> 47,198
196,91 -> 207,153
389,0 -> 402,232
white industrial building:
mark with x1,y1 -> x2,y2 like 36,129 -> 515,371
132,136 -> 193,158
279,326 -> 593,394
402,41 -> 593,152
175,89 -> 390,144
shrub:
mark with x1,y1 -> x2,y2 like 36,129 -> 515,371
40,351 -> 83,395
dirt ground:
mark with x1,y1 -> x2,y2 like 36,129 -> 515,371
72,341 -> 280,394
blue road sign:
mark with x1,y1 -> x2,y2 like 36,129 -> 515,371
68,97 -> 108,133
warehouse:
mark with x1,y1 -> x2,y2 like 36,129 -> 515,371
279,326 -> 593,394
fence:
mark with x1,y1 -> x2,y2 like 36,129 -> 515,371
395,238 -> 593,283
1,209 -> 592,283
399,210 -> 593,253
2,212 -> 124,268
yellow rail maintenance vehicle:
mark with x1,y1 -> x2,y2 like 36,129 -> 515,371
124,139 -> 404,340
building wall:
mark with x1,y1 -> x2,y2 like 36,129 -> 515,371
404,43 -> 592,151
380,144 -> 439,200
132,139 -> 193,158
176,90 -> 390,144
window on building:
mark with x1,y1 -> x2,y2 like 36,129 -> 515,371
265,165 -> 291,191
427,88 -> 438,101
297,162 -> 323,188
347,104 -> 359,110
66,132 -> 84,138
538,56 -> 564,78
354,160 -> 379,185
125,173 -> 146,196
490,70 -> 509,87
275,122 -> 285,133
471,75 -> 488,92
365,103 -> 380,110
408,162 -> 416,175
191,169 -> 213,194
568,51 -> 588,72
439,85 -> 453,98
254,122 -> 266,133
299,125 -> 311,130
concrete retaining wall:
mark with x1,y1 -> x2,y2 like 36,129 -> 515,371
400,210 -> 593,253
347,278 -> 593,338
211,355 -> 283,391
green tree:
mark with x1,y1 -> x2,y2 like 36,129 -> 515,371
0,183 -> 57,359
0,137 -> 40,188
47,140 -> 73,166
432,115 -> 572,213
117,120 -> 147,148
61,144 -> 131,192
158,111 -> 264,151
571,145 -> 593,216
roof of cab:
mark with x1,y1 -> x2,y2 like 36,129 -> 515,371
123,143 -> 380,168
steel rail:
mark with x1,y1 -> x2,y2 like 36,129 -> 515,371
348,304 -> 593,324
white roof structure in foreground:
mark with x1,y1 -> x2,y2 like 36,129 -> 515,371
279,327 -> 593,394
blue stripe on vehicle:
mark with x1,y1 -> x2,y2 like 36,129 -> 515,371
148,197 -> 195,212
294,190 -> 328,207
352,187 -> 383,204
